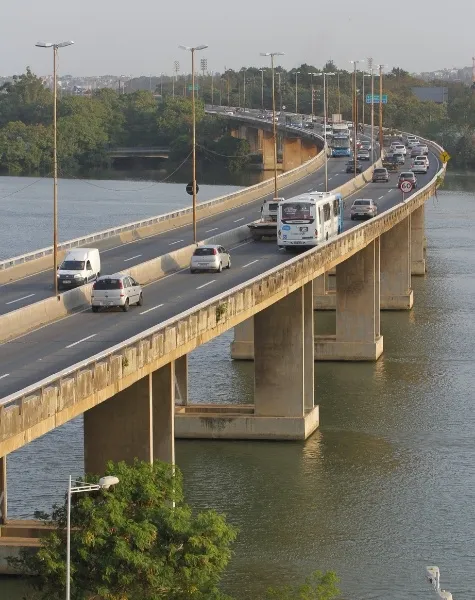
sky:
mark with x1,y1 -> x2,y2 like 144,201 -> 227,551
1,0 -> 473,77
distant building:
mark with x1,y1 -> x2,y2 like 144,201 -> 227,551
411,87 -> 448,103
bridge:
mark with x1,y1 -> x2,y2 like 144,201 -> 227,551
106,146 -> 170,159
0,109 -> 445,564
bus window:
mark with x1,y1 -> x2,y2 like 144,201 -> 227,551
333,199 -> 340,216
323,203 -> 331,222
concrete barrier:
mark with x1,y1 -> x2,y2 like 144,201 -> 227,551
0,226 -> 252,344
0,131 -> 325,285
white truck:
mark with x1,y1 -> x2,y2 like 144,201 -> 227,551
248,197 -> 284,240
57,247 -> 101,290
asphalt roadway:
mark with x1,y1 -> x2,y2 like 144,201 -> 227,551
0,129 -> 366,315
0,149 -> 440,398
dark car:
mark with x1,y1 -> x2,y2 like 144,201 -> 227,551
346,160 -> 363,174
391,152 -> 405,165
372,167 -> 390,183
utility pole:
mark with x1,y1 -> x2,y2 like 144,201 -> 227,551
379,64 -> 385,158
368,57 -> 374,163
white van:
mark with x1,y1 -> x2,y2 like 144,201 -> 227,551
57,248 -> 101,290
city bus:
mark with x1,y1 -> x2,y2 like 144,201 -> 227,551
331,134 -> 351,157
277,192 -> 344,249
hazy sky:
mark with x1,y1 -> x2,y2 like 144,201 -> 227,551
2,0 -> 473,77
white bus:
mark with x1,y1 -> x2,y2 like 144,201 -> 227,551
277,192 -> 344,249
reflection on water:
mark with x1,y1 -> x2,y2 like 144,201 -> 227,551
3,171 -> 475,599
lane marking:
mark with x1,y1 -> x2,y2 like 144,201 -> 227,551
242,260 -> 259,268
233,218 -> 245,223
5,293 -> 36,305
196,280 -> 216,290
205,228 -> 219,233
123,254 -> 142,262
0,374 -> 9,380
140,303 -> 164,315
66,334 -> 97,349
378,195 -> 384,200
388,189 -> 394,193
168,240 -> 184,246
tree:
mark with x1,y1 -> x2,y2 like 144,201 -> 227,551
0,67 -> 52,127
10,460 -> 237,600
263,570 -> 340,600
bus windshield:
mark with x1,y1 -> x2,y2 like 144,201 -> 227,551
280,202 -> 314,223
332,137 -> 350,149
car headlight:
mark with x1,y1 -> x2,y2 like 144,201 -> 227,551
74,274 -> 82,278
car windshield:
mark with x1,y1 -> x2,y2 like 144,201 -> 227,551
60,260 -> 85,270
94,279 -> 122,290
414,161 -> 425,165
400,173 -> 414,178
194,247 -> 216,256
374,169 -> 386,174
354,200 -> 371,206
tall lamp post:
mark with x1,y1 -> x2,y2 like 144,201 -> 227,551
260,52 -> 284,201
367,57 -> 375,162
316,72 -> 335,192
294,71 -> 300,114
362,72 -> 371,128
378,64 -> 385,158
259,68 -> 265,109
179,44 -> 208,245
35,40 -> 74,297
66,475 -> 119,600
350,60 -> 362,176
310,72 -> 318,119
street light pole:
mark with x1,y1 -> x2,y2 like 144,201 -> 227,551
294,71 -> 300,114
261,52 -> 284,200
350,60 -> 361,176
243,68 -> 247,109
179,44 -> 208,245
337,71 -> 341,114
378,64 -> 385,159
259,68 -> 264,109
66,475 -> 119,600
368,57 -> 374,162
316,72 -> 335,192
35,40 -> 74,297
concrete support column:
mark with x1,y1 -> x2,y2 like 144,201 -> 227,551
262,130 -> 275,170
313,273 -> 336,310
247,127 -> 259,153
301,139 -> 318,162
175,354 -> 188,405
282,138 -> 302,171
0,455 -> 7,525
315,239 -> 383,361
254,284 -> 315,418
411,205 -> 426,275
230,318 -> 254,360
84,363 -> 175,475
381,216 -> 414,309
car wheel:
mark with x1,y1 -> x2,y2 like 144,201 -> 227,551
122,299 -> 129,312
217,262 -> 222,273
91,306 -> 99,313
227,258 -> 231,269
137,293 -> 143,306
351,216 -> 355,220
190,268 -> 196,274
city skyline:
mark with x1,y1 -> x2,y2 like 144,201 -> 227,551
2,0 -> 474,78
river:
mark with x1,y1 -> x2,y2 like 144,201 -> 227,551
1,171 -> 475,599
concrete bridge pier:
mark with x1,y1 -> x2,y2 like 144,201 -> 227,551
175,355 -> 188,405
0,456 -> 6,525
84,363 -> 175,475
313,273 -> 336,310
262,130 -> 276,171
411,205 -> 426,275
315,239 -> 383,361
381,216 -> 414,310
282,138 -> 302,171
176,282 -> 319,440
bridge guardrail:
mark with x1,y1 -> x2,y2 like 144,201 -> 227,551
0,140 -> 445,433
0,119 -> 325,282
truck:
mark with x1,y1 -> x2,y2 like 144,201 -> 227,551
247,197 -> 284,240
332,113 -> 343,123
57,248 -> 101,290
332,122 -> 348,137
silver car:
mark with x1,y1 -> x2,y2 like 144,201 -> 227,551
91,274 -> 143,312
190,245 -> 231,273
350,199 -> 378,220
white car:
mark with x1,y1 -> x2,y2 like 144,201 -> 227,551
392,143 -> 407,156
91,274 -> 143,313
414,155 -> 430,168
411,160 -> 428,174
190,245 -> 231,273
407,140 -> 420,149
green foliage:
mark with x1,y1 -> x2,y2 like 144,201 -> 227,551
0,121 -> 50,174
263,570 -> 340,600
10,460 -> 238,600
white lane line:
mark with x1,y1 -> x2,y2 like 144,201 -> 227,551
378,195 -> 384,200
242,260 -> 259,268
328,177 -> 333,181
6,293 -> 36,305
140,303 -> 164,315
123,254 -> 142,262
66,334 -> 97,349
168,240 -> 184,246
205,228 -> 219,233
0,374 -> 9,380
388,189 -> 394,193
233,218 -> 245,223
196,280 -> 216,290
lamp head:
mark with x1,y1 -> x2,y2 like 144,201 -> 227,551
98,476 -> 119,490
